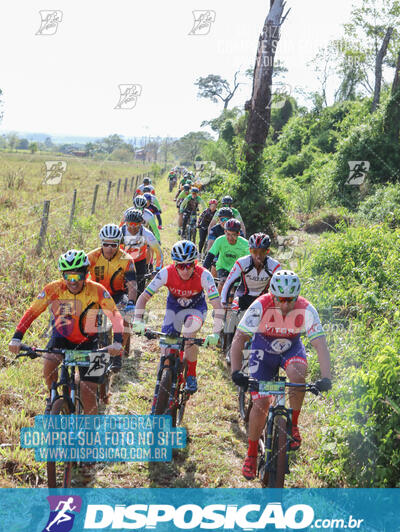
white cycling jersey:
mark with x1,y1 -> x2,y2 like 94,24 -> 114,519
221,255 -> 281,305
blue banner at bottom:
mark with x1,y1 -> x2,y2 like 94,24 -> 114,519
0,489 -> 398,531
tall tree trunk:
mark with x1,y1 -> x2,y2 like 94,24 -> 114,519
371,27 -> 393,113
383,49 -> 400,142
244,0 -> 289,163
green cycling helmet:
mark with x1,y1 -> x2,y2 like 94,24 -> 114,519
58,249 -> 89,272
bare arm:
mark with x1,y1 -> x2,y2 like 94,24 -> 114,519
134,291 -> 152,321
230,329 -> 251,373
310,335 -> 331,380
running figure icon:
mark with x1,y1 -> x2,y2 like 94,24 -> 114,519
41,496 -> 82,532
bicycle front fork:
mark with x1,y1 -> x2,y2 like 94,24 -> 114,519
264,406 -> 292,474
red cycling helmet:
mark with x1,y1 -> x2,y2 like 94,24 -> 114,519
209,199 -> 218,205
248,232 -> 271,249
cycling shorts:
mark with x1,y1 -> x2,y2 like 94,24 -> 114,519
161,293 -> 207,337
248,333 -> 307,397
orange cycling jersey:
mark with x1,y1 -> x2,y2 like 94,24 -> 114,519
15,279 -> 123,344
87,248 -> 136,296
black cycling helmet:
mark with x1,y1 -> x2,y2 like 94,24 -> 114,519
124,208 -> 144,223
222,195 -> 233,205
217,207 -> 234,219
224,218 -> 241,233
183,183 -> 190,191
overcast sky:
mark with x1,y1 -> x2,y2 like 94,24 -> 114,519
0,0 -> 355,140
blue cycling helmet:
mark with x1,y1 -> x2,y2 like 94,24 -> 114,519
171,240 -> 198,263
143,193 -> 152,202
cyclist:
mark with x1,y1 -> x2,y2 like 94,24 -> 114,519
208,196 -> 246,237
178,187 -> 206,237
132,195 -> 161,243
221,233 -> 281,311
8,250 -> 123,415
230,270 -> 332,480
143,190 -> 163,229
205,207 -> 234,253
197,199 -> 218,255
176,183 -> 191,210
132,240 -> 223,393
88,224 -> 137,356
120,208 -> 163,296
174,174 -> 193,200
135,177 -> 155,196
203,218 -> 249,294
168,169 -> 177,189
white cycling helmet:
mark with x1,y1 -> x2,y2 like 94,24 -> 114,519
99,223 -> 122,242
270,270 -> 301,298
171,240 -> 198,263
134,195 -> 147,209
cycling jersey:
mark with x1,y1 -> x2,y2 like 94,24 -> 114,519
204,235 -> 249,272
176,191 -> 190,207
208,224 -> 225,241
13,279 -> 123,344
221,255 -> 281,306
121,225 -> 163,268
211,206 -> 243,224
142,208 -> 160,242
198,207 -> 216,229
237,294 -> 325,347
87,247 -> 136,296
136,184 -> 155,195
179,195 -> 206,213
145,263 -> 219,302
145,264 -> 219,336
146,193 -> 162,212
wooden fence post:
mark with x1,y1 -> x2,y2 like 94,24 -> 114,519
91,184 -> 99,214
116,179 -> 121,198
106,180 -> 112,203
36,200 -> 50,255
124,178 -> 128,193
68,189 -> 77,229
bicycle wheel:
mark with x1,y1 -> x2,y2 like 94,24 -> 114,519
239,388 -> 252,424
267,415 -> 287,488
190,225 -> 196,244
154,367 -> 172,416
176,363 -> 188,426
47,398 -> 72,488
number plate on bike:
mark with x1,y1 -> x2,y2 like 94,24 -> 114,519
258,380 -> 285,395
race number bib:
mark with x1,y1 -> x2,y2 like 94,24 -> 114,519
86,352 -> 110,377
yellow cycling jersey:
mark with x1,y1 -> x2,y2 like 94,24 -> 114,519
87,248 -> 136,296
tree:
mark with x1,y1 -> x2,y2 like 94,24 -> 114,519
29,142 -> 38,154
44,136 -> 53,149
195,72 -> 242,109
17,138 -> 29,150
101,134 -> 125,154
7,133 -> 19,152
173,132 -> 212,162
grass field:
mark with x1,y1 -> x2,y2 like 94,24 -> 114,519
0,153 -> 333,488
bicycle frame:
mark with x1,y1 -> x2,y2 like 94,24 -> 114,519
151,341 -> 185,415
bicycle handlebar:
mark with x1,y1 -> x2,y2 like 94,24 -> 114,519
16,345 -> 110,360
247,377 -> 321,396
134,328 -> 205,346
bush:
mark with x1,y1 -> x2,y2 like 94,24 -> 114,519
357,183 -> 400,227
300,224 -> 400,486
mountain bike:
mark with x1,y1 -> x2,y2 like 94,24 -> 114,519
245,376 -> 320,488
182,210 -> 198,243
16,345 -> 110,488
136,329 -> 204,427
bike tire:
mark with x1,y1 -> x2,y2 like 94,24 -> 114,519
176,363 -> 188,426
47,398 -> 72,488
190,226 -> 196,244
267,415 -> 287,488
154,367 -> 172,417
239,387 -> 252,424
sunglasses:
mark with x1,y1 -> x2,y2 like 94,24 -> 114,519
219,217 -> 229,222
63,272 -> 86,282
275,296 -> 298,303
127,222 -> 140,227
175,262 -> 195,271
102,242 -> 118,248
